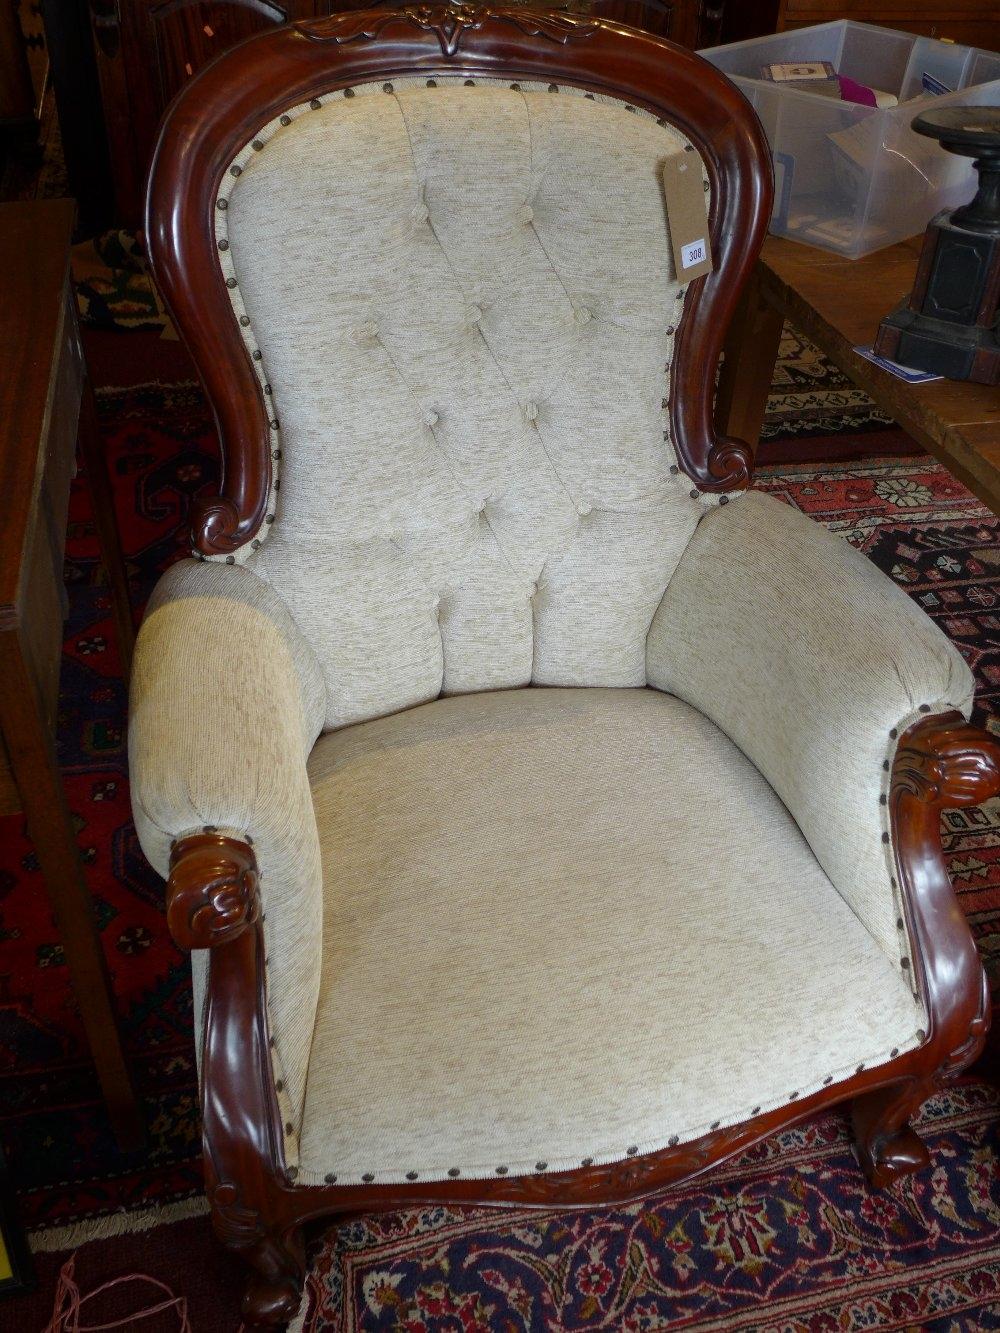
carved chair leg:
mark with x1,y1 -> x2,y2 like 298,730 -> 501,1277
852,1079 -> 930,1188
239,1224 -> 306,1329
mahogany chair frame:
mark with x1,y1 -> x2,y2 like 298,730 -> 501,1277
146,7 -> 1000,1325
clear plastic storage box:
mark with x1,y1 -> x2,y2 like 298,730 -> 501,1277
699,22 -> 1000,258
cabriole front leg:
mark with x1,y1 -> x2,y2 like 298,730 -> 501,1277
856,714 -> 998,1188
168,833 -> 305,1326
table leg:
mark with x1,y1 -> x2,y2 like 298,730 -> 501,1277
77,376 -> 134,681
715,265 -> 786,452
0,635 -> 144,1152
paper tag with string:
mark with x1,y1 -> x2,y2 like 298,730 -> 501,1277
662,150 -> 713,282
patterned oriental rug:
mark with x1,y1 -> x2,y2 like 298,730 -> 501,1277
0,285 -> 998,1325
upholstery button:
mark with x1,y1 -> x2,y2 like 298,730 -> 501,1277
577,500 -> 593,516
524,401 -> 538,423
518,205 -> 534,226
423,408 -> 439,427
411,201 -> 430,226
573,303 -> 593,325
467,303 -> 483,324
351,322 -> 379,346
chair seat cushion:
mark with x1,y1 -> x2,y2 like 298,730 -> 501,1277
298,687 -> 923,1186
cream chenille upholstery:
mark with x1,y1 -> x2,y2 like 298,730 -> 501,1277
131,77 -> 975,1185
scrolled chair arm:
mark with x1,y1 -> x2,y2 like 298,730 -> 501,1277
130,556 -> 328,1129
647,488 -> 979,963
168,833 -> 261,951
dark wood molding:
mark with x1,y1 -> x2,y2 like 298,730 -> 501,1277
144,3 -> 773,556
165,707 -> 996,1324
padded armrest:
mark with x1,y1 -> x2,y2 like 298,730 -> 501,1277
647,490 -> 974,964
129,558 -> 327,1124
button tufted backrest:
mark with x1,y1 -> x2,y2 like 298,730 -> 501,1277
214,80 -> 717,730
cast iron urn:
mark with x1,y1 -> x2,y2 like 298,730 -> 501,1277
875,105 -> 1000,385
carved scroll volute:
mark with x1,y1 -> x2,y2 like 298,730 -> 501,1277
890,711 -> 1000,1073
167,833 -> 260,951
893,714 -> 1000,809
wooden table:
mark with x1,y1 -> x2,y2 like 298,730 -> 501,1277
0,200 -> 142,1150
717,234 -> 1000,512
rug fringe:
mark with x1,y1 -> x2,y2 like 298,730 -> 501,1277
29,1196 -> 210,1253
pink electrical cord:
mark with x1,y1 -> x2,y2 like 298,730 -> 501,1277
43,1253 -> 192,1332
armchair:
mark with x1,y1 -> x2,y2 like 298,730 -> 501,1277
132,6 -> 1000,1325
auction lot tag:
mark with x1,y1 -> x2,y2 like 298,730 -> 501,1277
662,152 -> 713,282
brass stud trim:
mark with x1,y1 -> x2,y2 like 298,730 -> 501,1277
361,1172 -> 374,1183
668,1135 -> 679,1146
218,239 -> 229,251
324,1173 -> 337,1183
406,1171 -> 418,1181
251,139 -> 263,151
226,277 -> 237,289
230,164 -> 241,177
495,1165 -> 508,1175
280,114 -> 291,126
310,98 -> 321,110
448,1167 -> 460,1177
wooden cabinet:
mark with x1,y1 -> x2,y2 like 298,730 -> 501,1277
89,0 -> 721,225
90,0 -> 325,223
776,0 -> 999,50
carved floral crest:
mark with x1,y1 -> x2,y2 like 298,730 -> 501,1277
301,2 -> 601,58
